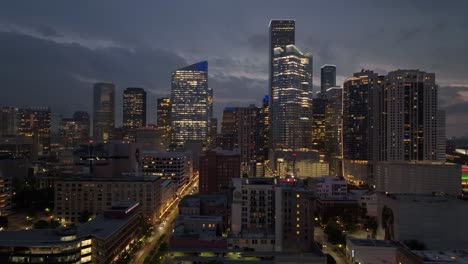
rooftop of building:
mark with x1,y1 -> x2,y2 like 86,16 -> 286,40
142,150 -> 189,158
179,195 -> 201,208
377,161 -> 459,166
201,148 -> 240,156
161,179 -> 174,188
348,238 -> 402,248
0,229 -> 77,247
311,176 -> 347,183
383,192 -> 465,203
57,175 -> 161,182
412,250 -> 468,263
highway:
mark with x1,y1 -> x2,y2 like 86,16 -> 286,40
131,174 -> 199,264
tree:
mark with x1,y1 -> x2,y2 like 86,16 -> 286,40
50,219 -> 61,229
324,220 -> 345,245
0,216 -> 8,229
33,220 -> 50,229
78,210 -> 92,223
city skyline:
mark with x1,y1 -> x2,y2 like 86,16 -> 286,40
0,1 -> 467,136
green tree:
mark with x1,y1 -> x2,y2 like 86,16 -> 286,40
50,219 -> 61,229
324,220 -> 345,245
33,220 -> 50,229
78,210 -> 92,223
0,216 -> 8,229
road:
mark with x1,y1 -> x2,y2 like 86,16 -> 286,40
131,174 -> 199,264
314,227 -> 348,264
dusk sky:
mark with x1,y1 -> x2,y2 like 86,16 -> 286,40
1,0 -> 467,136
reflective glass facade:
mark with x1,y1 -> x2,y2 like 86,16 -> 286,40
123,87 -> 147,142
170,61 -> 210,146
320,64 -> 336,95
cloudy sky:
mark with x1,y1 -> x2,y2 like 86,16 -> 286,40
1,0 -> 467,136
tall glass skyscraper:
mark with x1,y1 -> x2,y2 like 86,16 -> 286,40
270,45 -> 313,150
93,83 -> 115,141
123,87 -> 147,142
269,20 -> 295,101
170,61 -> 210,146
320,64 -> 337,95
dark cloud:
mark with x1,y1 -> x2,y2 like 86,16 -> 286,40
0,0 -> 467,136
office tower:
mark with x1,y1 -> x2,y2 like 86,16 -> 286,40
18,107 -> 51,157
270,45 -> 313,150
171,61 -> 210,146
93,83 -> 115,141
73,111 -> 90,143
380,70 -> 439,161
0,107 -> 18,136
269,20 -> 295,99
320,65 -> 337,95
123,88 -> 147,142
59,111 -> 90,148
199,149 -> 240,194
219,107 -> 238,150
141,151 -> 192,191
325,87 -> 343,176
342,70 -> 380,162
237,105 -> 262,177
312,98 -> 327,155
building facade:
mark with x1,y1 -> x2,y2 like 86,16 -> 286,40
0,107 -> 18,137
54,176 -> 161,223
199,149 -> 240,194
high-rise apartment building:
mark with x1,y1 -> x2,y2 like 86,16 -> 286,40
379,70 -> 440,161
237,105 -> 263,177
171,61 -> 210,146
18,107 -> 51,157
342,70 -> 380,162
123,88 -> 146,142
324,87 -> 343,176
199,149 -> 240,194
0,107 -> 18,137
93,83 -> 115,141
320,65 -> 336,95
270,45 -> 313,150
269,20 -> 295,100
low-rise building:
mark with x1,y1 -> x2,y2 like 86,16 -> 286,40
345,238 -> 418,264
141,150 -> 192,192
377,193 -> 468,250
0,201 -> 141,264
309,176 -> 347,199
54,176 -> 161,224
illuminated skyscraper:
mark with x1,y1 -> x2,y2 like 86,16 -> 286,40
270,45 -> 313,150
123,87 -> 147,142
320,64 -> 336,95
324,87 -> 343,176
170,61 -> 210,146
269,20 -> 295,102
93,83 -> 115,141
18,107 -> 51,157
